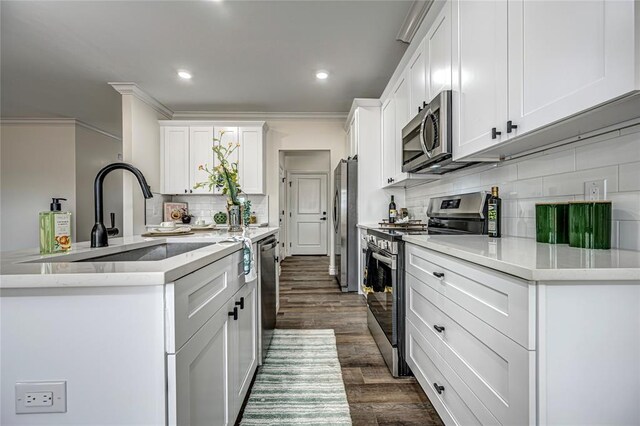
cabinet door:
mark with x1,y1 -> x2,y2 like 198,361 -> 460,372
408,39 -> 427,116
238,127 -> 264,194
162,127 -> 190,194
189,126 -> 214,194
231,280 -> 258,418
393,73 -> 410,181
452,0 -> 508,160
214,126 -> 240,166
381,97 -> 396,187
508,0 -> 636,137
168,301 -> 232,426
345,126 -> 352,158
349,110 -> 359,157
426,2 -> 452,103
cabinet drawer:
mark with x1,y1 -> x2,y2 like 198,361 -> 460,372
407,318 -> 499,426
407,273 -> 532,425
166,250 -> 245,353
406,244 -> 534,349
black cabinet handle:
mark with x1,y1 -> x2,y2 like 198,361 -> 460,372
189,189 -> 193,193
418,106 -> 422,113
423,101 -> 427,108
507,120 -> 518,133
228,307 -> 238,320
433,383 -> 445,394
491,127 -> 502,139
433,325 -> 445,333
235,297 -> 245,310
390,178 -> 395,183
320,217 -> 327,221
275,256 -> 279,263
433,272 -> 445,279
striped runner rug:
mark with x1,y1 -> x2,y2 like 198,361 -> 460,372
240,329 -> 352,425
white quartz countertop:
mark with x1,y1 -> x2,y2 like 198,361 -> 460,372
402,235 -> 640,281
0,228 -> 279,289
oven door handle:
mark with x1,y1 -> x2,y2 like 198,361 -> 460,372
372,252 -> 397,270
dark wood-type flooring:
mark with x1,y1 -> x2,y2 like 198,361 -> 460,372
276,255 -> 444,426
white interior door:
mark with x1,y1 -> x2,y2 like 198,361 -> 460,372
289,173 -> 328,255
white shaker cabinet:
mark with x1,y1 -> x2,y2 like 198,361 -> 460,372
425,2 -> 452,103
231,280 -> 258,416
451,0 -> 508,161
161,126 -> 190,194
381,96 -> 397,187
507,0 -> 637,138
408,39 -> 427,116
451,0 -> 638,161
161,121 -> 267,195
189,126 -> 215,194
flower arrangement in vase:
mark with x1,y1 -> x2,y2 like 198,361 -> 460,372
194,131 -> 244,231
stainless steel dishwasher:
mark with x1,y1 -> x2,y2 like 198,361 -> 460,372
258,235 -> 278,364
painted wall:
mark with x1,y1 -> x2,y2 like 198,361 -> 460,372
405,120 -> 640,251
74,125 -> 123,242
0,122 -> 76,251
266,119 -> 346,271
120,96 -> 166,236
283,150 -> 331,171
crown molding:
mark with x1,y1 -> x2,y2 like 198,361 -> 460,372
345,98 -> 382,129
1,117 -> 122,141
108,82 -> 173,119
171,111 -> 347,121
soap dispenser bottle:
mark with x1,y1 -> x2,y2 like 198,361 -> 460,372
39,198 -> 72,254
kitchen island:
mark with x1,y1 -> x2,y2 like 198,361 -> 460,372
402,235 -> 640,426
0,227 -> 278,425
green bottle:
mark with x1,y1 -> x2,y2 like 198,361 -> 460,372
39,198 -> 72,254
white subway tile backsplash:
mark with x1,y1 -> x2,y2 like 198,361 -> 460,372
406,124 -> 640,250
542,166 -> 618,197
575,131 -> 640,170
609,192 -> 640,221
167,194 -> 269,224
514,178 -> 544,198
618,221 -> 640,251
517,149 -> 575,180
619,162 -> 640,191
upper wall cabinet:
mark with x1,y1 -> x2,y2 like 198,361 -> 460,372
408,39 -> 427,117
452,0 -> 638,160
160,121 -> 267,195
425,2 -> 452,103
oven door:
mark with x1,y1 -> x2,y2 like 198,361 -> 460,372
363,245 -> 397,346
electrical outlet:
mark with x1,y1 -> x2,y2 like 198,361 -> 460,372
25,392 -> 53,407
15,381 -> 66,414
584,179 -> 606,201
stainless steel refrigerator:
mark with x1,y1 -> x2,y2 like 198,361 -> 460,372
333,158 -> 358,292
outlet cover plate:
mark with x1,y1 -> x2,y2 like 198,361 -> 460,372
584,179 -> 607,201
16,381 -> 66,414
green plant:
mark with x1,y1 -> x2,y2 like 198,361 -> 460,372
194,131 -> 242,205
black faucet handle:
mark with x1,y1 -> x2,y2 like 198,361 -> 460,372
106,212 -> 119,237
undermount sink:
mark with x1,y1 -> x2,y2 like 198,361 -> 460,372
26,242 -> 218,263
75,242 -> 216,262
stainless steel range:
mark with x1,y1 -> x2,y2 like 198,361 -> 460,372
362,191 -> 490,377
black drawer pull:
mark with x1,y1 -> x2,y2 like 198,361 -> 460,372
235,297 -> 245,310
507,120 -> 518,133
433,325 -> 445,333
433,272 -> 445,279
491,127 -> 502,139
433,383 -> 445,394
228,307 -> 238,321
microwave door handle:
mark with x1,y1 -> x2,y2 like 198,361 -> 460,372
419,108 -> 433,159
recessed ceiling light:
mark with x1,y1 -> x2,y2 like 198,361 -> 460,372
178,70 -> 192,80
316,71 -> 329,80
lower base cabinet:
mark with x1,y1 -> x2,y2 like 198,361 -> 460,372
168,280 -> 257,426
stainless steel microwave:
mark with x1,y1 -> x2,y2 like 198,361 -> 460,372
401,90 -> 472,174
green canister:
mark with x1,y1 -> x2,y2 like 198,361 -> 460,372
535,202 -> 569,244
568,201 -> 612,249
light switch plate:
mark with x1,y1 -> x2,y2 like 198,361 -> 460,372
15,381 -> 66,414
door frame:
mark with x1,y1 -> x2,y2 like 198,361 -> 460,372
286,171 -> 330,257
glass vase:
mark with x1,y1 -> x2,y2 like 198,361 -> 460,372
227,204 -> 243,232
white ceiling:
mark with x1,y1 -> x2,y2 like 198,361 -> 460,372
1,1 -> 412,137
